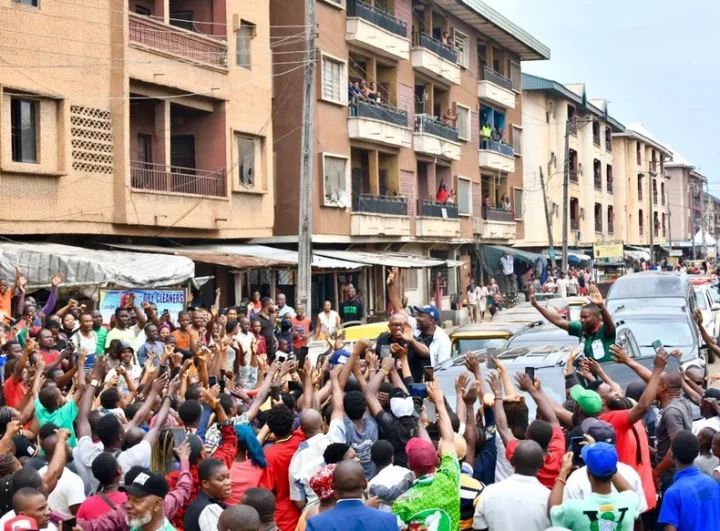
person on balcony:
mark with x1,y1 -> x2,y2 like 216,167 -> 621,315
368,82 -> 382,104
481,123 -> 492,149
436,181 -> 450,203
441,31 -> 453,47
442,108 -> 458,127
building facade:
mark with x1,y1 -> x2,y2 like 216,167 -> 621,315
0,0 -> 275,239
518,74 -> 624,250
665,149 -> 704,245
270,0 -> 548,308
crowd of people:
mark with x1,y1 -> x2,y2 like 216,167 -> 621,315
0,263 -> 719,531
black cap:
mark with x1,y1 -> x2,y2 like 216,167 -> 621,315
116,341 -> 134,354
12,435 -> 37,459
120,468 -> 169,498
704,388 -> 720,401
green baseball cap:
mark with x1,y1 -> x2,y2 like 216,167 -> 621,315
570,384 -> 602,415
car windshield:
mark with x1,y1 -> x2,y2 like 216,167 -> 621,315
507,334 -> 580,348
617,318 -> 694,347
608,276 -> 685,299
452,338 -> 508,357
695,291 -> 708,310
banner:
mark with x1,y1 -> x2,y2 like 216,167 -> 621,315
98,289 -> 186,325
593,243 -> 624,260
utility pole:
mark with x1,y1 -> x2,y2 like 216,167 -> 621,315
561,120 -> 570,273
691,182 -> 697,260
539,166 -> 557,268
649,169 -> 655,263
702,179 -> 708,258
297,0 -> 315,313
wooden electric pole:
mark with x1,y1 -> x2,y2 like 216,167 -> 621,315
539,166 -> 557,268
561,120 -> 570,273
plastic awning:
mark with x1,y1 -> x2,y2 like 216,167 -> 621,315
313,249 -> 446,269
0,242 -> 195,289
486,244 -> 546,266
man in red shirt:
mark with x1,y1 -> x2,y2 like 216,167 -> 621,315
490,371 -> 566,489
259,405 -> 305,531
36,328 -> 62,365
291,305 -> 311,352
3,338 -> 33,409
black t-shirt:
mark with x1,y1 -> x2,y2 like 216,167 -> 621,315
375,332 -> 430,383
256,313 -> 277,359
339,299 -> 364,321
374,410 -> 417,468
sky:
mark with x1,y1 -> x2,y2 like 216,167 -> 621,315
482,0 -> 720,193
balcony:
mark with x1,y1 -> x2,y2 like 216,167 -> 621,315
607,180 -> 613,194
609,224 -> 614,234
416,200 -> 460,238
473,216 -> 517,240
569,171 -> 579,183
479,140 -> 515,173
477,66 -> 515,109
639,226 -> 644,236
571,219 -> 579,231
595,221 -> 602,233
411,32 -> 460,86
593,134 -> 601,147
594,176 -> 602,191
413,115 -> 461,160
128,13 -> 228,69
351,193 -> 411,236
348,100 -> 411,148
569,119 -> 578,136
131,161 -> 227,198
346,0 -> 409,61
606,139 -> 612,152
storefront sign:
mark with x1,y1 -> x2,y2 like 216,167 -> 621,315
98,289 -> 186,325
593,243 -> 624,259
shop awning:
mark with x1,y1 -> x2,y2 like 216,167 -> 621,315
313,249 -> 446,269
542,250 -> 591,262
487,244 -> 547,266
0,242 -> 194,289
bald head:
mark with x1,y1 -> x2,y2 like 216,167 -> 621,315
218,505 -> 261,531
333,459 -> 366,499
511,439 -> 544,477
299,409 -> 323,437
124,427 -> 146,449
661,372 -> 682,392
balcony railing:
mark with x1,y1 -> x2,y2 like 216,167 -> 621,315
413,31 -> 457,64
484,207 -> 515,222
415,114 -> 458,142
569,118 -> 577,136
594,176 -> 602,190
131,161 -> 227,197
653,193 -> 658,205
129,13 -> 228,66
480,139 -> 514,157
595,221 -> 602,233
607,180 -> 613,194
350,99 -> 408,127
571,219 -> 579,231
481,66 -> 512,91
569,171 -> 579,183
606,138 -> 612,152
417,199 -> 459,218
352,193 -> 408,216
347,0 -> 407,38
638,188 -> 643,200
593,134 -> 601,147
608,223 -> 614,234
639,225 -> 644,236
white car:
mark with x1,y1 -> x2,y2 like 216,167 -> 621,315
694,284 -> 720,339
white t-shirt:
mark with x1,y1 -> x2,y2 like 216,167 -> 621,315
415,327 -> 451,370
501,255 -> 514,276
473,474 -> 550,531
73,436 -> 151,486
494,436 -> 514,482
0,511 -> 57,531
73,436 -> 104,492
556,278 -> 569,298
563,461 -> 648,513
71,330 -> 98,355
692,415 -> 720,435
39,466 -> 86,515
367,464 -> 414,512
104,364 -> 143,393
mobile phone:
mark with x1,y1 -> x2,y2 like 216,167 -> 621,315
270,384 -> 281,402
652,339 -> 664,354
409,383 -> 428,399
487,356 -> 497,370
171,428 -> 187,447
158,364 -> 168,377
424,366 -> 434,382
276,353 -> 288,363
209,376 -> 218,387
170,366 -> 180,380
525,367 -> 535,381
570,436 -> 584,462
219,379 -> 226,393
296,347 -> 308,368
423,399 -> 437,423
61,517 -> 77,531
380,345 -> 391,360
67,340 -> 75,350
486,347 -> 498,367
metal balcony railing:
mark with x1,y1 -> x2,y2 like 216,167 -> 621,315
484,207 -> 515,222
480,139 -> 514,157
606,138 -> 612,152
608,224 -> 614,234
593,134 -> 601,147
571,219 -> 580,231
352,193 -> 408,216
131,161 -> 227,197
594,176 -> 602,190
350,99 -> 408,127
128,13 -> 228,66
607,180 -> 613,194
595,221 -> 602,233
347,0 -> 407,38
414,114 -> 458,142
569,119 -> 577,135
417,199 -> 459,218
481,66 -> 512,91
413,31 -> 457,63
569,171 -> 579,183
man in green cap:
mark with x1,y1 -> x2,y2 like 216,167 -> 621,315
564,385 -> 603,452
530,284 -> 616,362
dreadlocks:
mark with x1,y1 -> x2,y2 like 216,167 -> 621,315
150,427 -> 176,476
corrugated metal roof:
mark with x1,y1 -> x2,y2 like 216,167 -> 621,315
432,0 -> 550,61
314,250 -> 446,268
613,123 -> 672,156
522,73 -> 625,132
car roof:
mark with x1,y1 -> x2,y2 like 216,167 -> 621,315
608,271 -> 689,299
612,307 -> 690,320
451,322 -> 524,337
450,344 -> 577,369
507,324 -> 580,346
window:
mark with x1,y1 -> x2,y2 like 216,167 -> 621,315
321,54 -> 347,105
510,61 -> 522,92
236,21 -> 255,69
10,98 -> 37,163
513,188 -> 523,219
404,269 -> 418,291
323,154 -> 349,207
135,5 -> 152,16
456,104 -> 470,141
453,30 -> 469,69
12,0 -> 38,6
636,142 -> 642,165
236,135 -> 255,187
457,177 -> 471,215
512,126 -> 523,155
169,11 -> 194,31
137,134 -> 152,167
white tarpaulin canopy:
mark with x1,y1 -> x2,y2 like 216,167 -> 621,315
0,242 -> 195,289
313,249 -> 447,269
693,229 -> 717,246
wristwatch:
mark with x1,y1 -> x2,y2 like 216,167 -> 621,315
90,379 -> 99,387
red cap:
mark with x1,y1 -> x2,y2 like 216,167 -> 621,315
405,437 -> 438,473
4,516 -> 39,531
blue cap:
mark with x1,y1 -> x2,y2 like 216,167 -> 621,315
329,349 -> 351,366
581,442 -> 618,477
412,305 -> 440,322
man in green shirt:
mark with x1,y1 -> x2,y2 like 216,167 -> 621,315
530,284 -> 616,362
92,310 -> 109,356
548,442 -> 641,530
392,381 -> 460,531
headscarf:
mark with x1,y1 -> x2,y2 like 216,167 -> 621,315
235,424 -> 267,468
309,464 -> 336,501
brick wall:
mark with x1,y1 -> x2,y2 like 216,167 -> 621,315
401,170 -> 416,217
470,111 -> 479,150
394,0 -> 412,39
472,182 -> 482,215
398,82 -> 414,128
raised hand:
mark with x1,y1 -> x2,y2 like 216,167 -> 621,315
387,267 -> 397,286
5,420 -> 21,438
695,309 -> 704,327
380,356 -> 395,373
490,355 -> 506,374
390,342 -> 408,359
610,344 -> 630,365
401,322 -> 414,342
151,373 -> 169,394
654,349 -> 668,371
464,380 -> 481,404
167,375 -> 182,396
25,338 -> 38,353
174,439 -> 191,461
486,372 -> 503,398
528,284 -> 536,305
455,372 -> 470,396
464,352 -> 481,378
50,273 -> 64,288
514,371 -> 534,393
588,285 -> 604,307
426,381 -> 444,404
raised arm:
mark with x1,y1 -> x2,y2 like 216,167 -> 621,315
12,337 -> 34,382
426,381 -> 455,455
610,344 -> 652,383
589,285 -> 615,336
386,267 -> 404,315
583,358 -> 623,397
339,339 -> 367,390
365,356 -> 394,416
42,428 -> 71,494
77,359 -> 107,439
487,372 -> 515,445
492,356 -> 517,399
329,366 -> 345,423
462,380 -> 480,466
126,375 -> 166,431
143,376 -> 180,446
626,350 -> 667,426
42,273 -> 63,315
695,309 -> 720,358
529,286 -> 570,331
516,372 -> 558,426
245,362 -> 277,422
548,451 -> 573,515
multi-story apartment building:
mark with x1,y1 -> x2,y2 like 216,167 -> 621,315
665,149 -> 705,245
519,74 -> 624,250
612,124 -> 672,249
270,0 -> 548,307
0,0 -> 274,239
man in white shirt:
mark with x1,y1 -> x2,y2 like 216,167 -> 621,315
289,410 -> 334,509
39,432 -> 86,515
0,489 -> 57,531
474,439 -> 550,531
556,272 -> 569,298
500,252 -> 516,294
412,305 -> 451,371
466,280 -> 481,323
276,293 -> 296,319
367,440 -> 413,512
